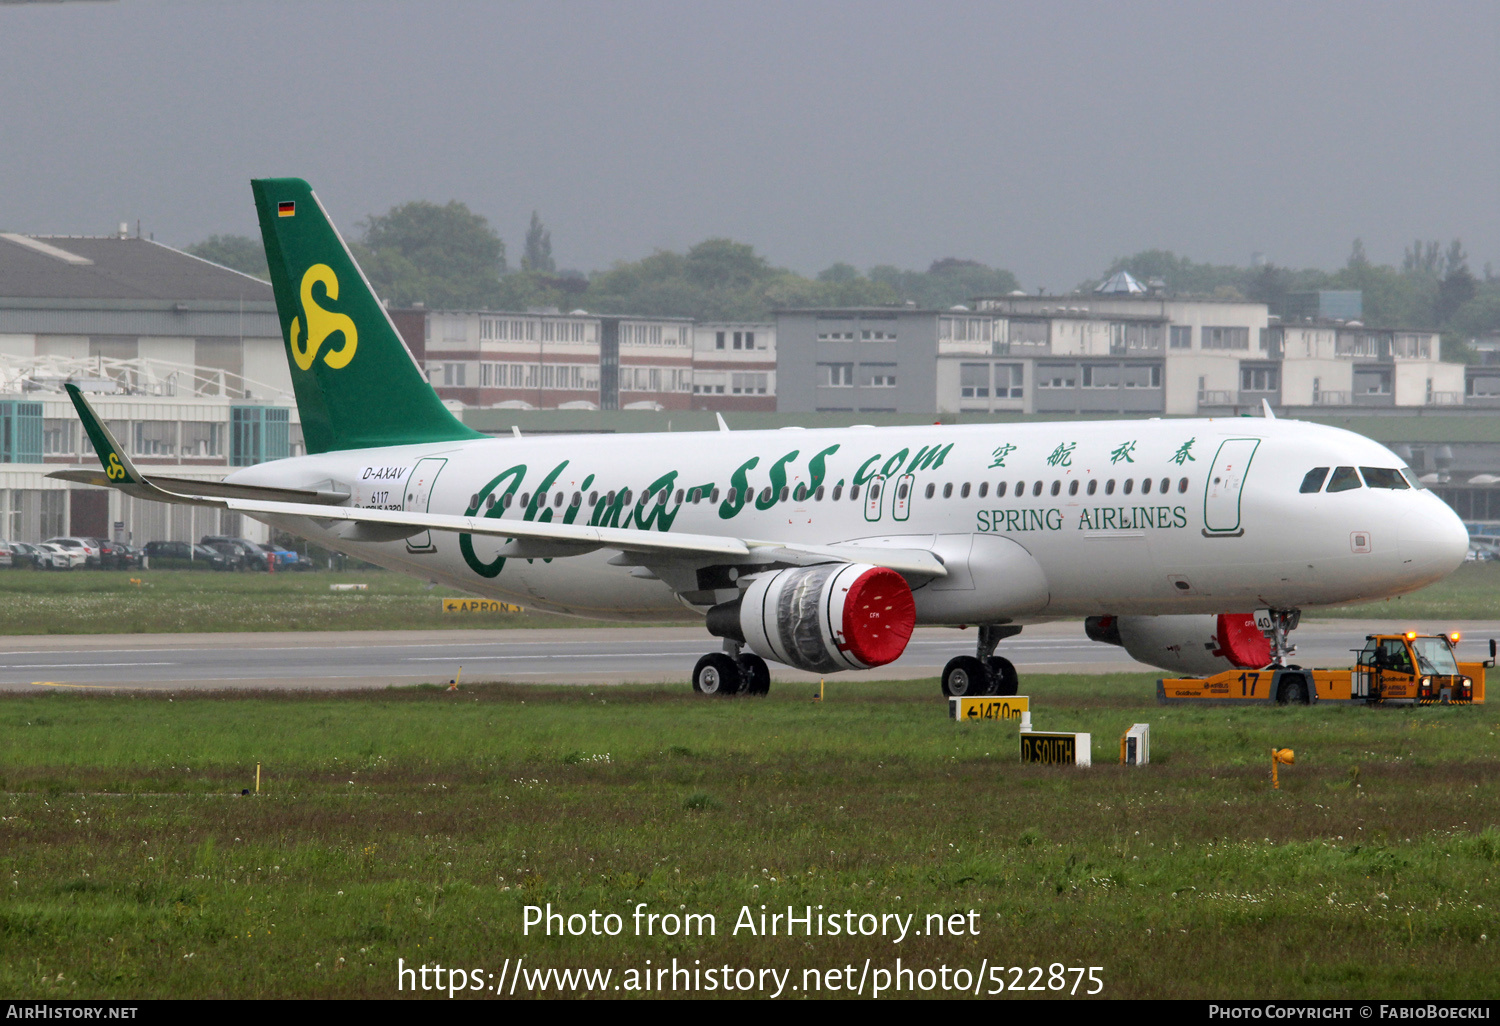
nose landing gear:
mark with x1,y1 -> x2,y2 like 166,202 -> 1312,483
941,625 -> 1022,697
1256,608 -> 1301,667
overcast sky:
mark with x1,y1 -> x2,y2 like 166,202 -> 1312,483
2,0 -> 1496,288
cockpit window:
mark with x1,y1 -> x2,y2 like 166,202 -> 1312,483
1300,468 -> 1330,493
1360,467 -> 1410,490
1401,469 -> 1424,489
1326,466 -> 1362,492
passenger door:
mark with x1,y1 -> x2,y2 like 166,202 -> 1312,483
1203,438 -> 1261,536
404,457 -> 447,554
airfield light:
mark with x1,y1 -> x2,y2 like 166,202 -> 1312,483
1271,748 -> 1295,790
1406,631 -> 1417,641
1449,631 -> 1461,645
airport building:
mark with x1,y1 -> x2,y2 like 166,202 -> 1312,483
412,309 -> 776,412
0,230 -> 297,544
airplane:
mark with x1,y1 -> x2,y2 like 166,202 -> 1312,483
52,178 -> 1471,699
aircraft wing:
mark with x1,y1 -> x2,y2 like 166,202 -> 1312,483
50,384 -> 947,580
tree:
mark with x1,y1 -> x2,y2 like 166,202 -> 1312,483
354,200 -> 506,308
521,210 -> 554,273
1347,238 -> 1369,269
184,234 -> 268,279
1437,239 -> 1478,325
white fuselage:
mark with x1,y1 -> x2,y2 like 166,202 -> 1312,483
227,418 -> 1469,623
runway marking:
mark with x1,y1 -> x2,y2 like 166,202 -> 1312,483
8,661 -> 177,669
29,681 -> 165,690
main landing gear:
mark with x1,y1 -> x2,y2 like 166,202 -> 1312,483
942,625 -> 1022,698
692,642 -> 771,697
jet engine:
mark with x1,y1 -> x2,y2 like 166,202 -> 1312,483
707,563 -> 916,673
1084,613 -> 1271,675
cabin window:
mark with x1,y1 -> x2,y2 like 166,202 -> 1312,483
520,492 -> 531,507
1125,479 -> 1136,495
943,483 -> 953,498
1105,480 -> 1115,495
1326,466 -> 1361,492
1050,480 -> 1060,496
1032,481 -> 1043,497
485,494 -> 495,509
978,482 -> 988,498
1360,467 -> 1410,490
832,485 -> 843,501
779,486 -> 789,502
1159,478 -> 1169,493
960,482 -> 971,498
1014,481 -> 1024,496
996,481 -> 1008,497
794,484 -> 807,501
656,490 -> 667,506
895,482 -> 908,500
850,485 -> 860,501
760,487 -> 773,504
572,492 -> 583,508
870,484 -> 880,500
622,489 -> 633,505
1300,468 -> 1329,493
815,486 -> 825,501
1087,479 -> 1098,495
1178,478 -> 1189,493
1068,480 -> 1079,496
1141,478 -> 1152,495
711,488 -> 721,503
556,491 -> 565,507
589,491 -> 598,505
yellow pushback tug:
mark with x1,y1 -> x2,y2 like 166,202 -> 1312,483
1158,632 -> 1490,706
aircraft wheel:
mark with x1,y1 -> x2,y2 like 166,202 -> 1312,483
986,656 -> 1019,696
692,653 -> 742,696
1277,673 -> 1310,706
942,656 -> 988,698
738,654 -> 771,696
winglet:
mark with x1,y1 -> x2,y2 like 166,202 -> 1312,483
1261,398 -> 1276,420
64,384 -> 141,486
716,412 -> 731,433
512,425 -> 522,439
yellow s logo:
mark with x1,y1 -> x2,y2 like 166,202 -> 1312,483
105,453 -> 126,481
289,264 -> 359,371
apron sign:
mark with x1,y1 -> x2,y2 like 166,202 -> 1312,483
441,598 -> 524,614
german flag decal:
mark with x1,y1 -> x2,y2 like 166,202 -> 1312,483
278,201 -> 295,217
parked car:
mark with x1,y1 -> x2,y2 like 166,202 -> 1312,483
0,541 -> 13,569
200,536 -> 268,571
259,542 -> 304,570
44,536 -> 101,568
111,542 -> 147,569
6,541 -> 43,569
142,540 -> 235,571
36,542 -> 78,569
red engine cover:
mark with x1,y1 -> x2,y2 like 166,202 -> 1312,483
839,566 -> 917,668
1215,613 -> 1272,668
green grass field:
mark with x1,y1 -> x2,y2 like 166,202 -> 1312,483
2,676 -> 1496,999
0,569 -> 613,634
0,561 -> 1496,636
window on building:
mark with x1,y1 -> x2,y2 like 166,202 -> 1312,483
996,364 -> 1024,398
1241,367 -> 1280,392
442,363 -> 467,387
960,363 -> 990,398
42,420 -> 75,456
181,423 -> 222,458
1169,326 -> 1193,349
715,331 -> 726,350
816,328 -> 856,341
133,421 -> 177,456
1202,326 -> 1250,350
863,363 -> 897,388
1081,365 -> 1117,389
820,363 -> 854,387
1354,369 -> 1392,395
231,407 -> 289,467
1037,367 -> 1076,388
1122,365 -> 1162,388
40,490 -> 65,539
746,331 -> 757,349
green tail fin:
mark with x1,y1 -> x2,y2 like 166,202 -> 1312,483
251,178 -> 483,453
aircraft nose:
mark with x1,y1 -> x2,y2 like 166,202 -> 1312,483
1397,498 -> 1469,579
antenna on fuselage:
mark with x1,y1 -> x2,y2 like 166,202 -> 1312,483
512,425 -> 522,438
716,413 -> 731,433
1261,399 -> 1276,420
